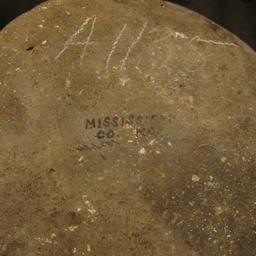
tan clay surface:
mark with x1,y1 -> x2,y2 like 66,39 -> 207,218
0,0 -> 256,255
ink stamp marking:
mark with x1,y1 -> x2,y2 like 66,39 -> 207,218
84,113 -> 172,140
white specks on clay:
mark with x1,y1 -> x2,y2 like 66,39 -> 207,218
122,123 -> 131,129
34,236 -> 54,246
97,176 -> 105,181
165,230 -> 172,236
214,206 -> 225,216
119,78 -> 130,86
220,157 -> 227,163
148,139 -> 156,146
192,175 -> 200,182
135,66 -> 143,74
66,226 -> 79,232
160,173 -> 166,178
42,40 -> 47,45
144,74 -> 155,83
51,233 -> 56,239
82,195 -> 97,217
189,201 -> 195,207
78,155 -> 84,162
65,79 -> 71,88
139,147 -> 146,155
87,244 -> 92,252
78,89 -> 84,95
95,70 -> 102,80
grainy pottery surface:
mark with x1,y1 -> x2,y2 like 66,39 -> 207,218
0,0 -> 256,255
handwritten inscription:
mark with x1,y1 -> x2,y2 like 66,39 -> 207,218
119,22 -> 148,70
55,15 -> 238,72
55,16 -> 148,70
105,23 -> 127,71
85,114 -> 172,140
55,15 -> 97,65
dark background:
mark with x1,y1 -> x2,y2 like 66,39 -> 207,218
0,0 -> 255,49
